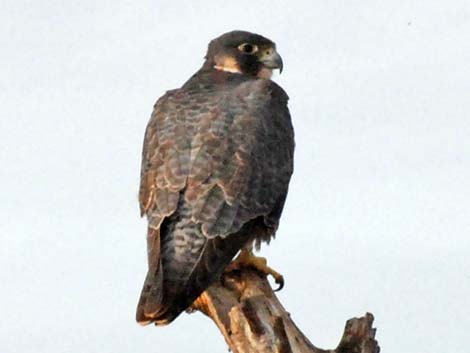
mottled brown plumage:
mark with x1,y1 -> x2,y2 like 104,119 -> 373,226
136,30 -> 294,325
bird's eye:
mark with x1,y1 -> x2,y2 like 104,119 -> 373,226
238,43 -> 258,54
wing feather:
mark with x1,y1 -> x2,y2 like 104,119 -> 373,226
140,80 -> 293,236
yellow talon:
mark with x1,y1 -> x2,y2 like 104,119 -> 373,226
226,249 -> 284,291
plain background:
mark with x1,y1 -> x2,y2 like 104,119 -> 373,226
1,1 -> 469,352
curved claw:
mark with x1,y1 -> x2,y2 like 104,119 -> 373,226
226,250 -> 285,291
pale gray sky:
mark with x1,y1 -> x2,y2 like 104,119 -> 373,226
1,1 -> 470,352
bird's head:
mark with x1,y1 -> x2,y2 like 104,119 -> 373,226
203,30 -> 283,79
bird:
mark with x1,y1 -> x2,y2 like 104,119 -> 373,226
136,30 -> 295,326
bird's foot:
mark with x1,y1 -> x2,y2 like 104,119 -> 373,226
226,249 -> 284,291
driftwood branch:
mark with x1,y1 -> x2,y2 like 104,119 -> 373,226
192,268 -> 379,353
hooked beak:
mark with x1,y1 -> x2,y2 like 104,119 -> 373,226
259,49 -> 283,74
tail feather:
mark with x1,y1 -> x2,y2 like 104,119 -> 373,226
136,267 -> 164,325
136,227 -> 166,325
136,215 -> 260,326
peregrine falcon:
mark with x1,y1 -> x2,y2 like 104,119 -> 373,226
136,30 -> 294,325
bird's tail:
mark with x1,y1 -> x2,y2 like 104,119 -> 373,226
135,222 -> 204,326
136,214 -> 255,326
136,227 -> 168,325
135,267 -> 165,325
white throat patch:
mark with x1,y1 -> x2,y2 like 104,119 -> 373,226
214,65 -> 241,74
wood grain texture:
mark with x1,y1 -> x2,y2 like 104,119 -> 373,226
192,269 -> 380,353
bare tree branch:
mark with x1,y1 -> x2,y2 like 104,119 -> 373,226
192,269 -> 379,353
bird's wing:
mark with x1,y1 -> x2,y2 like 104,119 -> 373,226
186,79 -> 294,238
139,90 -> 190,229
139,79 -> 294,240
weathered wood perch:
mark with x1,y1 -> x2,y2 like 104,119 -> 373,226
192,268 -> 379,353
